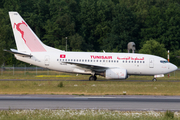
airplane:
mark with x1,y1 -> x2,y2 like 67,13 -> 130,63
5,11 -> 178,81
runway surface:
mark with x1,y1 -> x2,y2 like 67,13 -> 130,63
0,95 -> 180,111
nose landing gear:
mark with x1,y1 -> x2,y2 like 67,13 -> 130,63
89,75 -> 97,81
152,78 -> 157,82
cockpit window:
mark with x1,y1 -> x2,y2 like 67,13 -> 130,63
160,60 -> 168,63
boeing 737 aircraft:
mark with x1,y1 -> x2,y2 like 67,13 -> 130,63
5,12 -> 178,81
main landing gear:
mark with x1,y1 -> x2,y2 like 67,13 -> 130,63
89,75 -> 97,81
152,78 -> 157,82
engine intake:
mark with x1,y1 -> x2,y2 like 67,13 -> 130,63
105,68 -> 128,79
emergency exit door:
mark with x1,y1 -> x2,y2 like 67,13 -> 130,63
149,58 -> 154,68
44,55 -> 50,66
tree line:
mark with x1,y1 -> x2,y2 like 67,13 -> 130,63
0,0 -> 180,66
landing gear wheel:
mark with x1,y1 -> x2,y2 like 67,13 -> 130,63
94,75 -> 97,81
152,78 -> 157,82
89,76 -> 94,81
89,75 -> 97,81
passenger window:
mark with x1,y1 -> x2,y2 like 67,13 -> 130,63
82,59 -> 84,62
143,61 -> 145,63
103,60 -> 105,62
126,61 -> 127,63
134,61 -> 136,63
71,59 -> 73,61
68,59 -> 70,61
129,61 -> 130,63
60,59 -> 61,61
77,59 -> 78,62
137,61 -> 139,63
97,60 -> 98,62
91,60 -> 92,62
79,59 -> 81,62
114,60 -> 116,63
100,60 -> 101,62
85,60 -> 87,62
140,61 -> 142,63
88,60 -> 89,62
117,60 -> 118,63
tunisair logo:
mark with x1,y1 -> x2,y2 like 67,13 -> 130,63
117,56 -> 144,60
90,55 -> 112,59
13,21 -> 46,52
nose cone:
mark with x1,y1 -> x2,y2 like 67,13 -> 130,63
170,63 -> 178,72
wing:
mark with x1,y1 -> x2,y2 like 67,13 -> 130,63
65,61 -> 110,71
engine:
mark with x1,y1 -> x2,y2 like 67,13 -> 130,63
105,68 -> 128,79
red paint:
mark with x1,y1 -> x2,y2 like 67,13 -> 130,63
14,21 -> 46,52
14,21 -> 27,43
60,54 -> 66,58
117,56 -> 144,61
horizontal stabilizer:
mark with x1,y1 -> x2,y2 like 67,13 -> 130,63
4,49 -> 32,57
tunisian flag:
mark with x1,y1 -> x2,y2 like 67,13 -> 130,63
60,54 -> 66,58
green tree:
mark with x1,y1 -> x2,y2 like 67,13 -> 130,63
140,2 -> 180,51
139,39 -> 167,58
69,33 -> 86,51
101,4 -> 139,52
78,0 -> 98,51
43,0 -> 77,50
0,8 -> 17,65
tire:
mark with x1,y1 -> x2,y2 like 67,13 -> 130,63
89,76 -> 94,81
94,76 -> 97,81
152,78 -> 157,82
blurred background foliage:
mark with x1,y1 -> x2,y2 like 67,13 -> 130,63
0,0 -> 180,66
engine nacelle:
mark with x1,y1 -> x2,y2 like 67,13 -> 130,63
105,68 -> 128,79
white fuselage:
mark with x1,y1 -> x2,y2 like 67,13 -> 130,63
15,51 -> 177,76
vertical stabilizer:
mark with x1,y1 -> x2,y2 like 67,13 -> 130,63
9,12 -> 47,52
9,12 -> 62,53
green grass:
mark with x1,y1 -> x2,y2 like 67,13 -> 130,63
0,70 -> 180,95
0,80 -> 180,95
0,70 -> 180,80
0,70 -> 85,80
0,110 -> 179,120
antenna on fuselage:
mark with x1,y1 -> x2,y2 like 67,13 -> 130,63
127,42 -> 136,53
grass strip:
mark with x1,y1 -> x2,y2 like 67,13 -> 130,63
0,110 -> 179,120
0,81 -> 180,95
0,70 -> 180,80
0,70 -> 180,95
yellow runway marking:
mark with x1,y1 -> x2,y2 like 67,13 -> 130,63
36,75 -> 71,78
